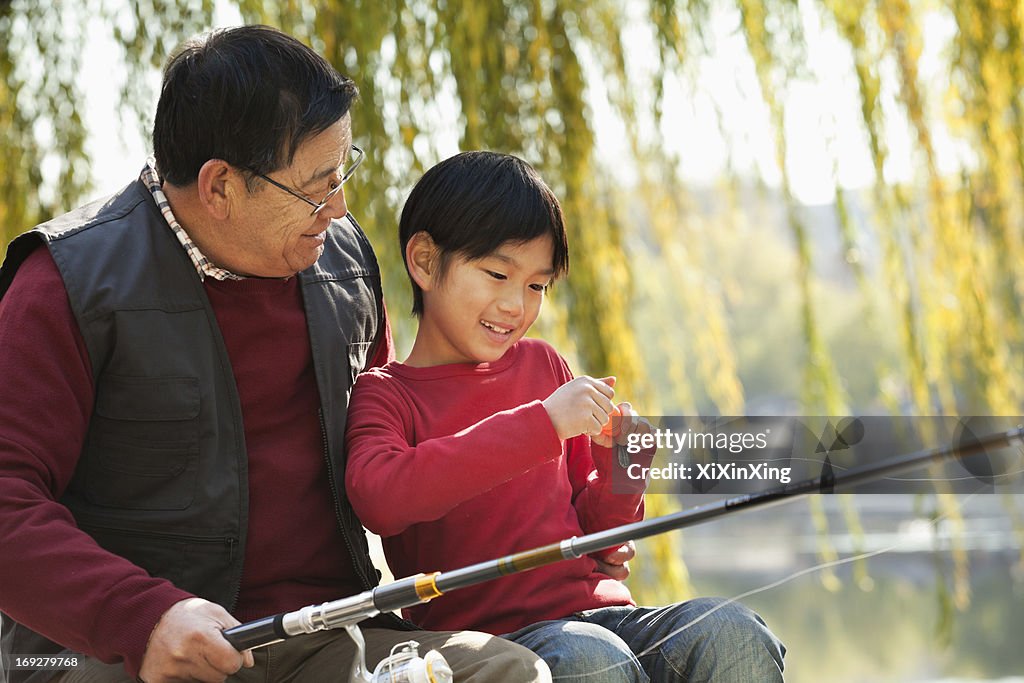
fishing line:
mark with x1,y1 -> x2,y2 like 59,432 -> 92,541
556,482 -> 1014,680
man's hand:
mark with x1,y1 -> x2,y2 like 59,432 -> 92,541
543,376 -> 616,441
138,597 -> 254,683
593,542 -> 636,581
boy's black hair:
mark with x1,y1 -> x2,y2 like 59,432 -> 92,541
153,25 -> 358,187
399,151 -> 570,316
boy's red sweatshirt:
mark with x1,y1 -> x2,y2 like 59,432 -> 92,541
345,338 -> 649,635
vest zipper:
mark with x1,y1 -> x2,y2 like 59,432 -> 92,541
319,408 -> 372,589
75,524 -> 237,546
227,536 -> 241,612
319,412 -> 417,631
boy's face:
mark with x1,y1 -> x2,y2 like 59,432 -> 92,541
413,235 -> 556,366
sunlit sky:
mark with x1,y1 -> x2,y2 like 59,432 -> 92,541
77,1 -> 966,207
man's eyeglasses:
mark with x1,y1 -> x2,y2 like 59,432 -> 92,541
249,145 -> 365,216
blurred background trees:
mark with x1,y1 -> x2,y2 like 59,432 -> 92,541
2,1 -> 1023,679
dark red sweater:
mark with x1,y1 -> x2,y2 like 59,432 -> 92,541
0,246 -> 391,677
345,339 -> 646,635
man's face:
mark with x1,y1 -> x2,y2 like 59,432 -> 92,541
222,114 -> 353,278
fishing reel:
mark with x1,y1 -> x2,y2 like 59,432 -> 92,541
345,624 -> 454,683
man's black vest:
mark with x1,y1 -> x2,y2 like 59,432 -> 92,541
0,180 -> 405,678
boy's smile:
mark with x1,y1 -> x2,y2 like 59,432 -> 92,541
481,320 -> 514,336
406,235 -> 556,367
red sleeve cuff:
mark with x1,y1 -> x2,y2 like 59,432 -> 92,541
91,583 -> 193,679
522,400 -> 564,458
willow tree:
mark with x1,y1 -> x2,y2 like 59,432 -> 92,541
2,0 -> 1022,615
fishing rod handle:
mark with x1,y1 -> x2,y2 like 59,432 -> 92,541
222,614 -> 287,651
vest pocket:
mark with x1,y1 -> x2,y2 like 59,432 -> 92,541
74,522 -> 236,599
83,375 -> 200,510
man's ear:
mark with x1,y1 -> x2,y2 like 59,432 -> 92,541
196,159 -> 237,220
406,231 -> 440,291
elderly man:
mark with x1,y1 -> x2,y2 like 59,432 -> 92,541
0,25 -> 549,683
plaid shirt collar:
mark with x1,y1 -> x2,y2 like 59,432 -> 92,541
140,159 -> 244,281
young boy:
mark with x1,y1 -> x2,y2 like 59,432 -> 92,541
345,152 -> 785,682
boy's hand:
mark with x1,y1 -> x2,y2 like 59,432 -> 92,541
543,376 -> 616,441
590,401 -> 649,449
592,542 -> 636,580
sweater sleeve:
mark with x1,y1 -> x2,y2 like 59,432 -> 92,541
345,373 -> 564,537
544,351 -> 649,543
567,437 -> 649,537
0,246 -> 192,678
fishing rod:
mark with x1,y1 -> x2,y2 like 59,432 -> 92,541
223,424 -> 1023,654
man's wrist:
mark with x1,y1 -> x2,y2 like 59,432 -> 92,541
113,588 -> 195,679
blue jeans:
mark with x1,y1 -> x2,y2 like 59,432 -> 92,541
503,599 -> 785,682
